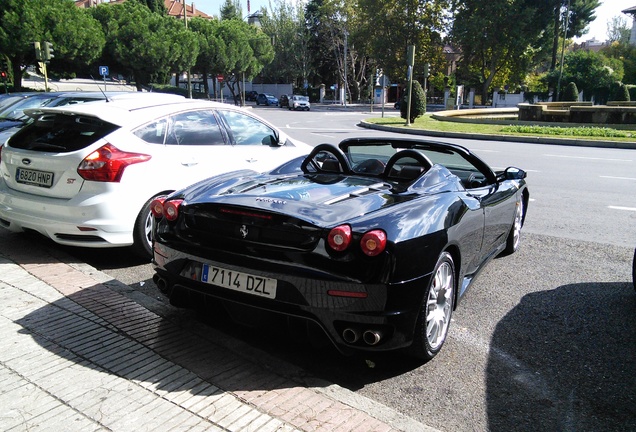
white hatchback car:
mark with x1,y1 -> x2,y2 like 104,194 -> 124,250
0,96 -> 312,258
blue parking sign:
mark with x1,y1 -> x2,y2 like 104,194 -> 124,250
99,66 -> 109,77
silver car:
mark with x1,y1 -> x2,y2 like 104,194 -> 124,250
289,95 -> 310,111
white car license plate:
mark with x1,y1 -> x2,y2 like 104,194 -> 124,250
201,263 -> 277,298
16,168 -> 54,188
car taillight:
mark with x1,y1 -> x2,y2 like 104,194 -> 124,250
163,199 -> 183,221
150,196 -> 167,218
327,224 -> 351,251
360,230 -> 387,257
149,197 -> 182,221
77,143 -> 151,182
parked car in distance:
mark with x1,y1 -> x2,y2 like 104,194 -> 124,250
289,95 -> 310,111
279,94 -> 289,108
0,95 -> 312,259
256,93 -> 279,106
245,91 -> 259,101
151,137 -> 529,361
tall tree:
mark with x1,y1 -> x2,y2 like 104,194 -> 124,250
220,0 -> 243,20
0,0 -> 104,88
305,0 -> 367,101
356,0 -> 450,87
549,0 -> 600,70
305,0 -> 337,86
215,19 -> 274,101
189,17 -> 225,96
91,1 -> 198,90
450,0 -> 554,102
606,15 -> 631,44
133,0 -> 167,14
259,0 -> 311,88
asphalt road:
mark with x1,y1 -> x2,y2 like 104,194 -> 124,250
31,107 -> 636,431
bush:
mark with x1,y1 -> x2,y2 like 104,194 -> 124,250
400,80 -> 427,123
562,82 -> 579,102
616,84 -> 631,102
608,81 -> 631,102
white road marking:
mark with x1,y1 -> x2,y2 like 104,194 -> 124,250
608,206 -> 636,212
600,175 -> 636,181
544,154 -> 632,162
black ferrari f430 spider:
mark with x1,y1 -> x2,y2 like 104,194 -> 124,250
151,137 -> 529,361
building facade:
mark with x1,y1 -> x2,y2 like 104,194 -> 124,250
75,0 -> 213,19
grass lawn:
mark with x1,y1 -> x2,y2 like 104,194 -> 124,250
365,113 -> 636,142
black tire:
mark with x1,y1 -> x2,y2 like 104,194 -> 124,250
409,251 -> 455,361
502,198 -> 524,256
131,197 -> 155,260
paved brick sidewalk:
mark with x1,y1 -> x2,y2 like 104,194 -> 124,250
0,234 -> 438,432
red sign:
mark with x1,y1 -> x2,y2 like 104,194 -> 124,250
217,75 -> 224,82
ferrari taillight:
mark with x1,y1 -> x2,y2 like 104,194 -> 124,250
360,230 -> 387,256
150,196 -> 167,218
163,199 -> 183,221
327,224 -> 351,251
77,143 -> 151,182
149,197 -> 182,222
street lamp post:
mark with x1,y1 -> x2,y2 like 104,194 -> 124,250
343,30 -> 348,107
183,2 -> 192,99
556,0 -> 571,102
241,12 -> 263,106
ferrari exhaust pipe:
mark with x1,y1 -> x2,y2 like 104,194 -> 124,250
342,328 -> 360,344
153,274 -> 168,293
363,330 -> 383,346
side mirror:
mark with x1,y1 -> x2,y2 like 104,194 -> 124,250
262,135 -> 279,147
504,167 -> 527,180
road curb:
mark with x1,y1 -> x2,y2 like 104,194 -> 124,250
358,120 -> 636,149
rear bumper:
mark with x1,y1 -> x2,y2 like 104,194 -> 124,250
0,180 -> 140,248
153,242 -> 432,352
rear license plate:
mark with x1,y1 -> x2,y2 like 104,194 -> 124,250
16,168 -> 54,188
201,263 -> 277,298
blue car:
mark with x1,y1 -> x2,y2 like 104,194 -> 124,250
256,93 -> 278,106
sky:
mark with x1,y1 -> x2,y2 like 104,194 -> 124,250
193,0 -> 635,42
579,0 -> 635,41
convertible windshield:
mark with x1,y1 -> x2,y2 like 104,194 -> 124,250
344,143 -> 476,172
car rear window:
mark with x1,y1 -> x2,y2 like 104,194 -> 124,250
7,113 -> 119,153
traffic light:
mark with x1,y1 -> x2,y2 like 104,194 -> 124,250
0,56 -> 8,73
44,42 -> 55,61
34,41 -> 43,61
0,71 -> 6,81
43,42 -> 54,62
424,63 -> 430,77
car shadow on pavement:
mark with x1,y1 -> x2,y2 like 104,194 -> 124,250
485,282 -> 636,432
4,230 -> 431,393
